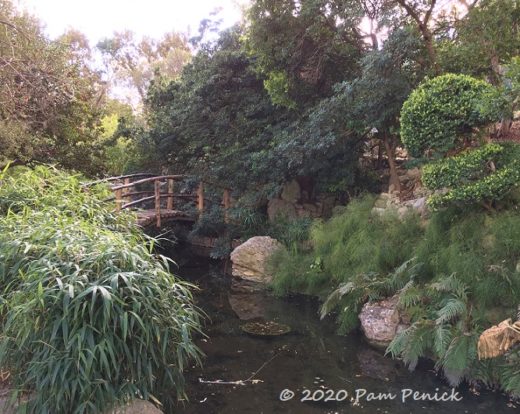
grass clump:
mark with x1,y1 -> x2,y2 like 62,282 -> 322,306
0,165 -> 202,413
270,196 -> 423,306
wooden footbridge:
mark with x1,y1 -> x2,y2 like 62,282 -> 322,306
87,173 -> 231,228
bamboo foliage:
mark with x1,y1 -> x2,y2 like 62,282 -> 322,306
0,166 -> 203,413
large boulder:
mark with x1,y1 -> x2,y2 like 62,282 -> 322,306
230,236 -> 283,284
359,295 -> 408,348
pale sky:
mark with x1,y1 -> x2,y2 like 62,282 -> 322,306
17,0 -> 246,42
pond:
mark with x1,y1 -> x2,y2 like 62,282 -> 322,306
173,256 -> 517,414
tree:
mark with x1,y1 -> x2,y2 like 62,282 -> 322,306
0,0 -> 106,174
97,31 -> 192,104
437,0 -> 520,85
390,0 -> 440,72
244,0 -> 366,108
146,28 -> 292,192
303,27 -> 427,192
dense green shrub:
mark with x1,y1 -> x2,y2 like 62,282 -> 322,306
0,166 -> 202,413
400,74 -> 498,157
422,143 -> 520,208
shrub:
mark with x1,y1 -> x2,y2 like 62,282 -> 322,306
422,142 -> 520,208
400,74 -> 498,157
0,166 -> 202,413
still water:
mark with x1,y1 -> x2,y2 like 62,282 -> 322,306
173,257 -> 516,414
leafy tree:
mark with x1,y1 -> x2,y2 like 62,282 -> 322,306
389,0 -> 441,72
97,30 -> 192,103
331,27 -> 427,191
0,0 -> 107,174
438,0 -> 520,85
244,0 -> 365,108
146,28 -> 293,193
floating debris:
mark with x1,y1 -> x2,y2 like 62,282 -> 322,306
241,320 -> 291,337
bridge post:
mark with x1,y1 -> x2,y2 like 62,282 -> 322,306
167,178 -> 174,210
122,177 -> 131,205
115,189 -> 122,212
197,182 -> 204,214
154,179 -> 161,228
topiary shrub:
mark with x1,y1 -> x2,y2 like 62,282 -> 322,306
0,166 -> 202,413
422,142 -> 520,209
400,74 -> 498,157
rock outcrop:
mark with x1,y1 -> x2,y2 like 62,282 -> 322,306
267,198 -> 297,221
230,236 -> 283,284
359,295 -> 408,348
280,179 -> 301,203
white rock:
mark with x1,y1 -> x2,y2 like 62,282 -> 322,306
230,236 -> 283,284
359,296 -> 406,348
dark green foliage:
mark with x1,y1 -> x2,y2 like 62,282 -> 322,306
245,0 -> 364,108
437,0 -> 520,84
146,28 -> 294,192
423,143 -> 520,208
145,26 -> 371,202
400,74 -> 498,157
0,166 -> 202,413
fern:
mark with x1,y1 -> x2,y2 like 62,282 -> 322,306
436,298 -> 467,324
429,274 -> 468,300
387,321 -> 434,370
433,324 -> 453,356
398,281 -> 422,308
438,333 -> 478,386
320,281 -> 356,319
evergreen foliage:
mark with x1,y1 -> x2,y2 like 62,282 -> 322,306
400,74 -> 499,157
422,143 -> 520,209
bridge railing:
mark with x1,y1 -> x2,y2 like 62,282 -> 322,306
93,174 -> 231,228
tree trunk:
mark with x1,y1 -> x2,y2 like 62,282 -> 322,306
421,28 -> 440,74
383,133 -> 401,194
490,53 -> 512,138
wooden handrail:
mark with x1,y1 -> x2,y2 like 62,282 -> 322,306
111,175 -> 187,191
83,173 -> 156,187
105,172 -> 233,227
121,193 -> 197,209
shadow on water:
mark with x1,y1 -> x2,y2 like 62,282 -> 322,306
169,253 -> 516,414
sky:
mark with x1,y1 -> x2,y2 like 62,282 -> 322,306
17,0 -> 246,43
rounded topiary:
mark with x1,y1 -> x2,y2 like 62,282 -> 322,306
400,74 -> 497,157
